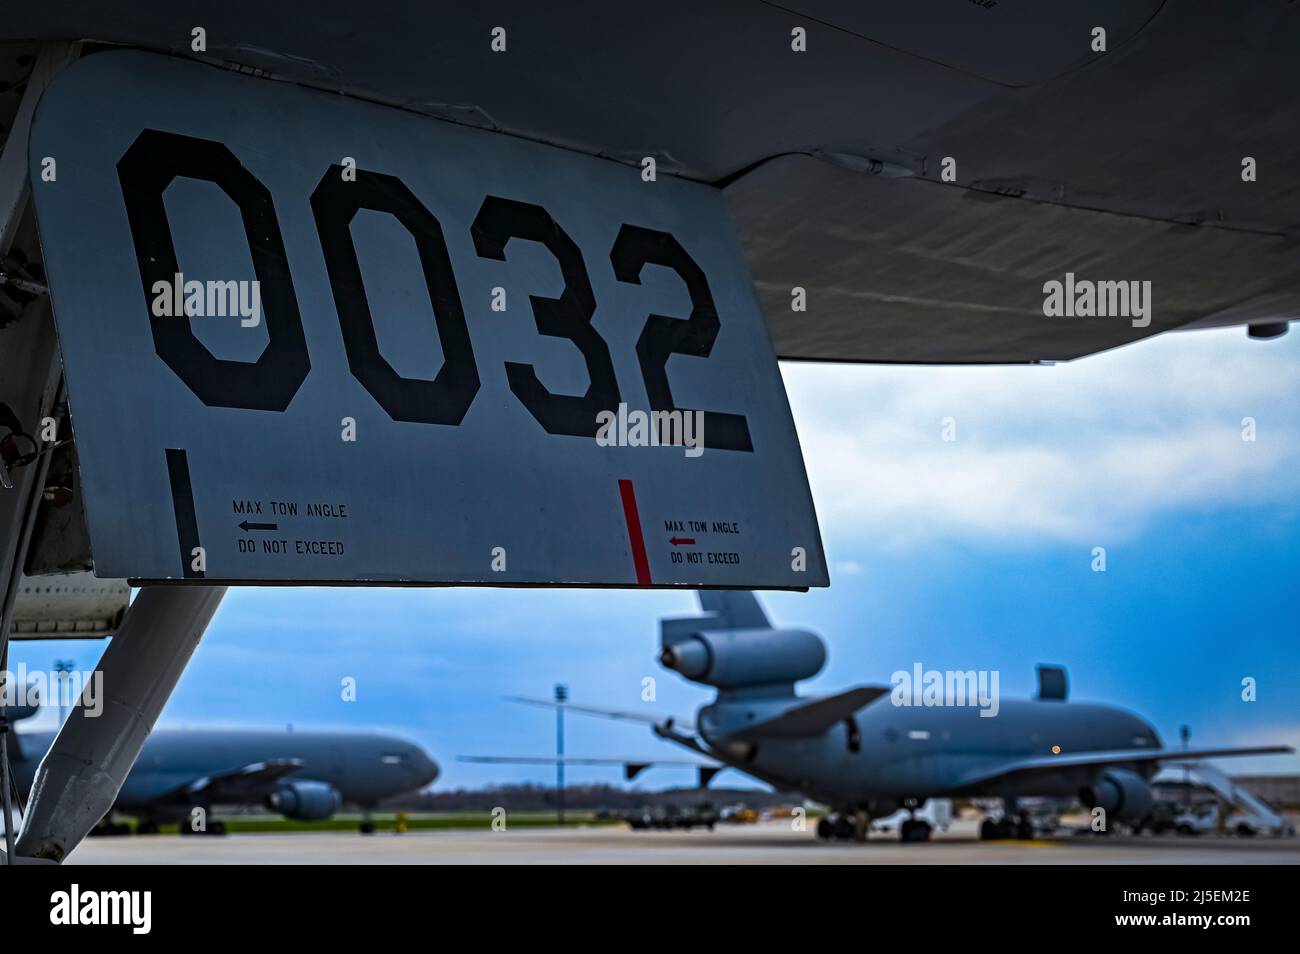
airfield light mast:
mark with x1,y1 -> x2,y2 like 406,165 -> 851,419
54,659 -> 75,724
555,683 -> 568,827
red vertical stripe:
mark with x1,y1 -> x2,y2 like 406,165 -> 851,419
618,479 -> 652,585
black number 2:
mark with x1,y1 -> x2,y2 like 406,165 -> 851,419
610,225 -> 753,452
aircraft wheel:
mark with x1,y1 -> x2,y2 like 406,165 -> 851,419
831,814 -> 854,841
816,817 -> 833,840
209,820 -> 227,836
901,820 -> 932,843
135,820 -> 159,835
359,821 -> 376,835
981,818 -> 1016,840
1016,818 -> 1034,840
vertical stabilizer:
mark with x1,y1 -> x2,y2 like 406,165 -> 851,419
697,591 -> 771,630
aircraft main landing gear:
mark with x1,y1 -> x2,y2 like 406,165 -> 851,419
900,818 -> 932,843
980,809 -> 1034,840
897,799 -> 932,843
816,811 -> 868,842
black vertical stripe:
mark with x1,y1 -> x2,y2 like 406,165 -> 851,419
165,448 -> 203,579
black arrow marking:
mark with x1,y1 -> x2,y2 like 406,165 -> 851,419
239,521 -> 278,532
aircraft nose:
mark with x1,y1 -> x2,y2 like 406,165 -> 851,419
409,744 -> 439,786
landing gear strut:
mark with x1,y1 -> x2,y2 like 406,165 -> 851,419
0,41 -> 229,868
13,586 -> 227,862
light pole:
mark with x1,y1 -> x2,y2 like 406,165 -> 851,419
53,659 -> 75,725
555,683 -> 568,827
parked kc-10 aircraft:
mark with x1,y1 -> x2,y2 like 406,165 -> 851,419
5,701 -> 438,835
503,592 -> 1293,843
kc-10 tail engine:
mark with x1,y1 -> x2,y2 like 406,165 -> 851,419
660,592 -> 825,690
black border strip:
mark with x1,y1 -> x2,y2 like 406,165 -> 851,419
164,447 -> 203,579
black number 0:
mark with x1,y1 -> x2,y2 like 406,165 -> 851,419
117,129 -> 310,411
311,166 -> 480,426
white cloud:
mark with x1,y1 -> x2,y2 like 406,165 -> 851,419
783,328 -> 1300,549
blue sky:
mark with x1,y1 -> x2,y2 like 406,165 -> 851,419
13,325 -> 1300,790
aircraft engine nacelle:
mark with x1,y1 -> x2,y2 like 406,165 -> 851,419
267,780 -> 342,821
660,627 -> 826,689
1079,768 -> 1153,824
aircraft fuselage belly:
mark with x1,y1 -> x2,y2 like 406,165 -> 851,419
707,698 -> 1159,808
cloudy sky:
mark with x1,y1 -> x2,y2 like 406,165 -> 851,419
13,324 -> 1300,790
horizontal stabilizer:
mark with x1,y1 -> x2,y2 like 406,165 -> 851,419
733,686 -> 890,740
459,755 -> 715,769
505,695 -> 693,733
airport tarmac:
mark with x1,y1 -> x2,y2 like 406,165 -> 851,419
66,821 -> 1300,865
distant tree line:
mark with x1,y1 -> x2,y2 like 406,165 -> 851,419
377,784 -> 794,812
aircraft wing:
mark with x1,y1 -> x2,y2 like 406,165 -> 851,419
458,755 -> 720,784
7,6 -> 1298,364
166,758 -> 305,804
732,686 -> 890,740
954,745 -> 1295,790
506,696 -> 694,733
